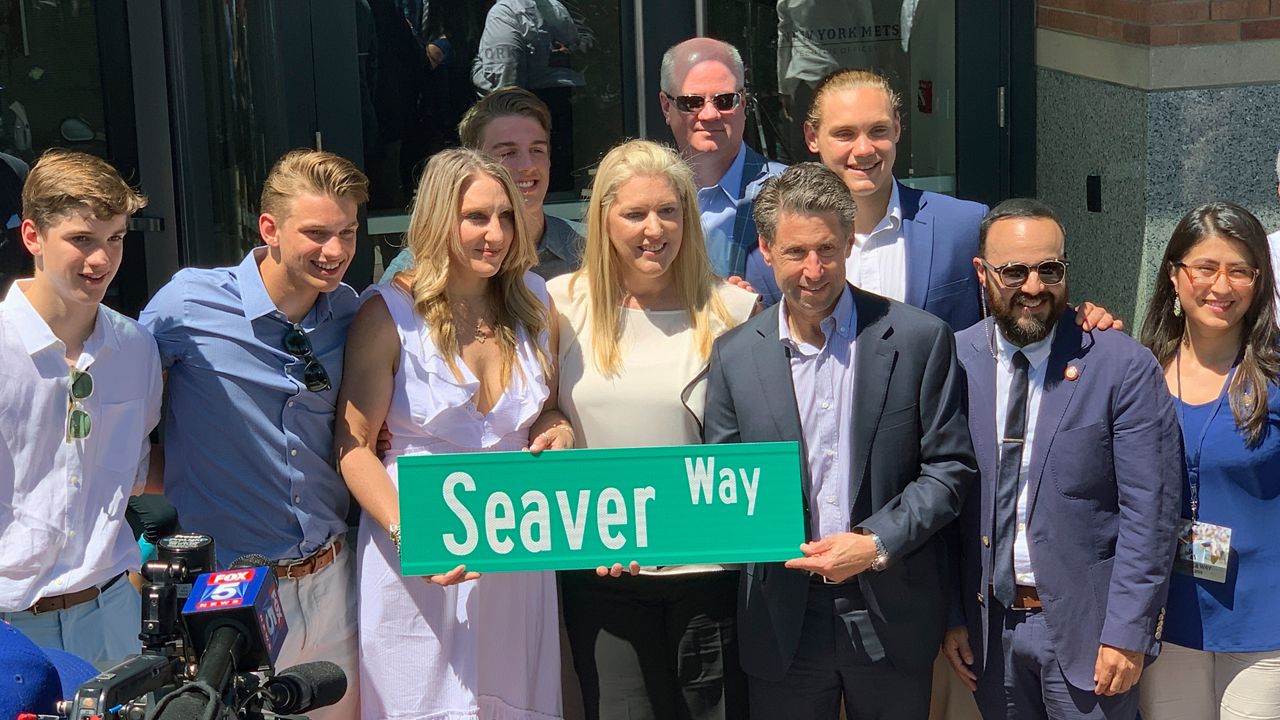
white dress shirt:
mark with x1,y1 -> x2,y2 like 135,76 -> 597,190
1268,229 -> 1280,312
994,325 -> 1056,586
847,181 -> 906,302
0,280 -> 162,611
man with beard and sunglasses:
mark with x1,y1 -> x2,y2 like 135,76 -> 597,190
942,199 -> 1181,720
139,150 -> 368,719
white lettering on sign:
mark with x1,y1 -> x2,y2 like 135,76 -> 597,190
684,457 -> 761,516
443,472 -> 479,554
441,473 -> 657,556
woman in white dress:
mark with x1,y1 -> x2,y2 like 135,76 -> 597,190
548,139 -> 758,719
335,148 -> 573,720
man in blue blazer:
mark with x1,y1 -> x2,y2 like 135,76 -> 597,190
944,199 -> 1181,719
704,163 -> 977,718
661,37 -> 785,279
746,69 -> 984,332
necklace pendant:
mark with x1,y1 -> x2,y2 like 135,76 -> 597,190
475,318 -> 487,344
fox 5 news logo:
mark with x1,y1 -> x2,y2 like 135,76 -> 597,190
258,588 -> 285,639
195,568 -> 256,609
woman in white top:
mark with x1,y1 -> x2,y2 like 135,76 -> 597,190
335,148 -> 573,720
548,139 -> 757,720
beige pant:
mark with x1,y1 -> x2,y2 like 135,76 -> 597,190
930,651 -> 982,720
1140,641 -> 1280,720
275,541 -> 361,720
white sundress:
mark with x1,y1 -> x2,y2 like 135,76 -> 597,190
356,277 -> 563,720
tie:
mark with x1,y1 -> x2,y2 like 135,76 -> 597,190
993,351 -> 1029,608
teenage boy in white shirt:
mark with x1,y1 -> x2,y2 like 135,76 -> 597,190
0,150 -> 159,668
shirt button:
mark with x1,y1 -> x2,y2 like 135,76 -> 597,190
1018,522 -> 1026,532
290,449 -> 298,457
294,495 -> 302,503
69,475 -> 79,485
68,530 -> 76,538
288,401 -> 295,408
982,535 -> 990,547
826,496 -> 836,504
821,401 -> 831,410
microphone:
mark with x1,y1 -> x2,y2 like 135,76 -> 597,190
181,554 -> 287,675
262,661 -> 347,715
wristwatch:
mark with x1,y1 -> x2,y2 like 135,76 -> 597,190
868,533 -> 889,571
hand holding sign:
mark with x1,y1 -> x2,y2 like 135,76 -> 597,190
426,564 -> 481,586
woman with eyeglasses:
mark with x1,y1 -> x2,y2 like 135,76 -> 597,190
548,139 -> 757,720
334,148 -> 572,719
1137,202 -> 1280,720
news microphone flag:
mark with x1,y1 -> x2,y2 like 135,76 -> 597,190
182,566 -> 287,672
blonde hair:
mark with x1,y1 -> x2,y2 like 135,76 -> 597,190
23,149 -> 147,229
572,139 -> 735,374
260,149 -> 369,221
806,68 -> 902,129
403,148 -> 551,383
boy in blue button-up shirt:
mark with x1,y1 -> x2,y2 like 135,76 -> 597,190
140,150 -> 368,719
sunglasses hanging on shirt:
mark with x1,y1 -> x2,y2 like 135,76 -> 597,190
283,323 -> 332,393
66,367 -> 93,441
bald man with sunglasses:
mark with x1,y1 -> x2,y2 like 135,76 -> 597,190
660,37 -> 786,280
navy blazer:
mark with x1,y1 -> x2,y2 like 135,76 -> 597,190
954,310 -> 1183,690
746,181 -> 986,332
714,144 -> 786,279
703,287 -> 978,680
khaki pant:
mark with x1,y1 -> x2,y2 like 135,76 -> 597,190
930,651 -> 982,720
1140,641 -> 1280,720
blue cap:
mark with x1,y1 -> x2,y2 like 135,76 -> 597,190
0,621 -> 96,718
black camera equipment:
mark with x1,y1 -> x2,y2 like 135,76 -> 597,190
62,537 -> 346,720
63,534 -> 217,720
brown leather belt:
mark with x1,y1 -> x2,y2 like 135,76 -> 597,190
26,572 -> 126,615
1014,584 -> 1042,610
275,538 -> 343,580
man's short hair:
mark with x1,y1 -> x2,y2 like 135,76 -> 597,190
22,149 -> 147,229
259,149 -> 369,221
659,38 -> 745,95
457,87 -> 552,150
753,162 -> 857,246
806,68 -> 902,129
978,198 -> 1067,256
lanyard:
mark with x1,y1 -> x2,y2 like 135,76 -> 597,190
1174,348 -> 1235,523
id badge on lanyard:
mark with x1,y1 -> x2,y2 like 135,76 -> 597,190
1173,362 -> 1234,583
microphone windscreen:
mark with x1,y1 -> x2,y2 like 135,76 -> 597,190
274,661 -> 347,712
228,554 -> 272,570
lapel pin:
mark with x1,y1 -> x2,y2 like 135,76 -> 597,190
1065,365 -> 1080,382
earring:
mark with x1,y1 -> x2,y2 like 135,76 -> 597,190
1173,296 -> 1183,317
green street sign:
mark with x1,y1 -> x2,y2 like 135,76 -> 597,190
397,441 -> 805,574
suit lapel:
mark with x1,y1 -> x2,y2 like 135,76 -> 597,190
850,290 -> 897,507
901,183 -> 933,310
732,146 -> 766,251
1025,313 -> 1088,516
962,325 -> 1000,507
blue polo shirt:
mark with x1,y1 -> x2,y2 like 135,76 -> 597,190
139,248 -> 359,565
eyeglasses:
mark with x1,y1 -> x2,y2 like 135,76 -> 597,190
1174,262 -> 1259,288
283,323 -> 332,392
664,91 -> 742,114
66,368 -> 93,441
981,259 -> 1070,288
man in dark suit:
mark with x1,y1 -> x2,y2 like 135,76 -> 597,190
703,162 -> 978,719
661,37 -> 786,279
942,199 -> 1181,719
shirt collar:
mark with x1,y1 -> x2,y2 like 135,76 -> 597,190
705,143 -> 748,202
867,180 -> 903,236
778,284 -> 856,351
995,321 -> 1056,371
233,246 -> 335,323
2,278 -> 119,361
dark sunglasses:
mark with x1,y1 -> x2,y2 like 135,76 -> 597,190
283,323 -> 332,393
664,91 -> 742,114
67,368 -> 93,441
981,259 -> 1070,288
